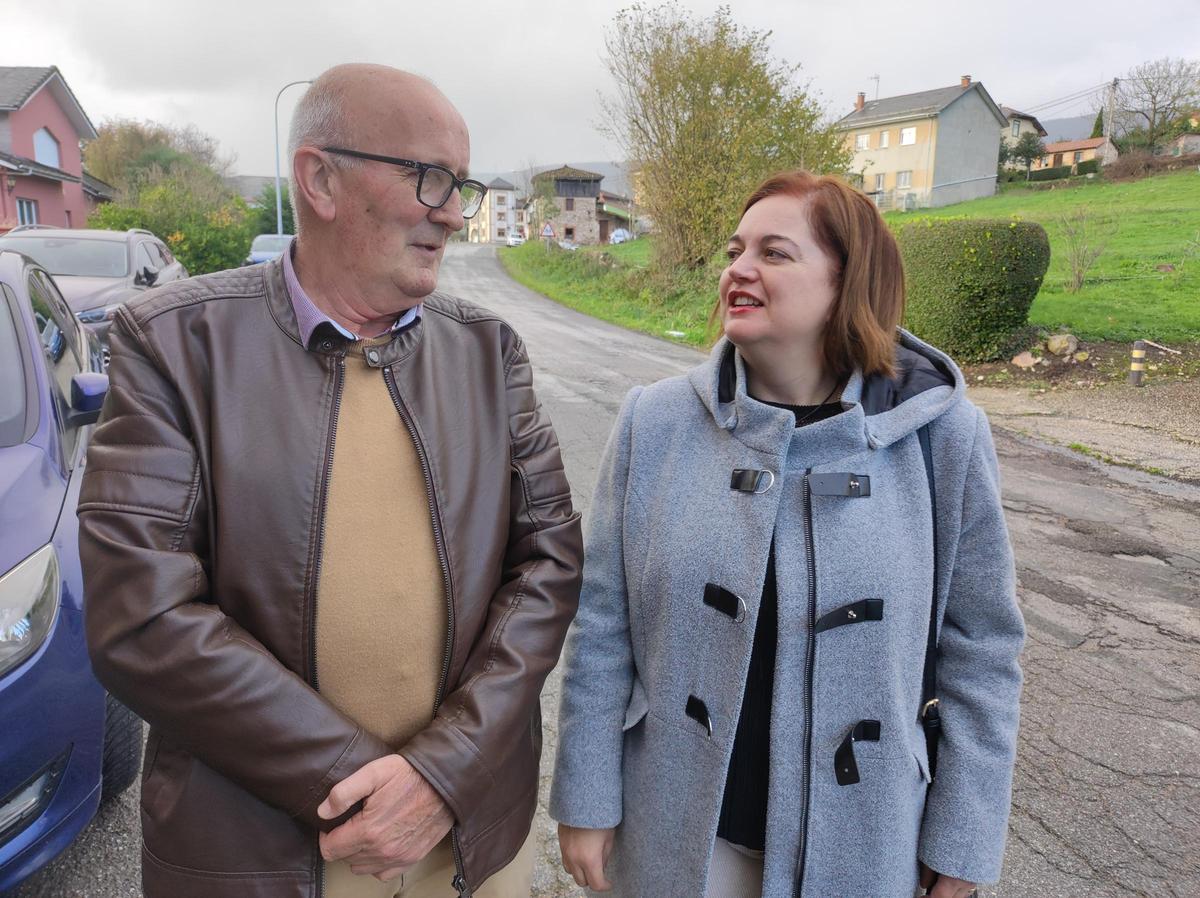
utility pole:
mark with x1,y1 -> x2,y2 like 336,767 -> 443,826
1103,78 -> 1119,141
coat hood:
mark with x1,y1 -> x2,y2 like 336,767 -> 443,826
687,329 -> 964,450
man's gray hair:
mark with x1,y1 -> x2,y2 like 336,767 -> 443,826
286,78 -> 361,231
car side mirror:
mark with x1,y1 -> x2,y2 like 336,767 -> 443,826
67,371 -> 109,428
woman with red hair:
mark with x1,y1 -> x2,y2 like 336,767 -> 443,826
551,171 -> 1023,898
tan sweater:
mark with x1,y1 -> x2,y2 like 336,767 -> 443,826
315,336 -> 447,748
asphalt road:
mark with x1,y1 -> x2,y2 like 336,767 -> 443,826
14,244 -> 1199,898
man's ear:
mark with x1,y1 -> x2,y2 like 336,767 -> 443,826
292,148 -> 338,224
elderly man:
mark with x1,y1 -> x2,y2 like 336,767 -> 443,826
78,64 -> 583,898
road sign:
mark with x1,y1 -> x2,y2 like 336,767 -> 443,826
541,224 -> 555,238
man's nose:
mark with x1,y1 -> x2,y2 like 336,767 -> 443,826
430,189 -> 465,231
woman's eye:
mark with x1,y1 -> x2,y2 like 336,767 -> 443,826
725,248 -> 741,260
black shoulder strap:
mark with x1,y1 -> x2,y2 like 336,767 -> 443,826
918,424 -> 942,779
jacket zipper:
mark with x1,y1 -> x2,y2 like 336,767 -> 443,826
383,367 -> 467,895
793,469 -> 817,898
312,354 -> 345,898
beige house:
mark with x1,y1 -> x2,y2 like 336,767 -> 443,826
530,165 -> 602,245
1031,137 -> 1118,171
998,106 -> 1047,169
467,177 -> 524,244
837,75 -> 1007,210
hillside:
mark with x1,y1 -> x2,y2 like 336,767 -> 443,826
884,170 -> 1200,343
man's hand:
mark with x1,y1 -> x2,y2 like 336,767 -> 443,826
558,824 -> 614,892
318,754 -> 454,881
919,861 -> 977,898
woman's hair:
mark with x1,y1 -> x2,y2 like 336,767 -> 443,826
720,170 -> 905,381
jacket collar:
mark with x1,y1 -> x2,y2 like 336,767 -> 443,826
263,254 -> 426,368
689,329 -> 964,454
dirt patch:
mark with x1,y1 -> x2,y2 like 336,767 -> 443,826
963,340 -> 1200,390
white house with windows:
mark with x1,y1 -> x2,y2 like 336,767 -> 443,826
467,177 -> 524,244
837,75 -> 1007,209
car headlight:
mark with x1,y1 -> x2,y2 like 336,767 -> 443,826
0,545 -> 61,678
77,304 -> 122,324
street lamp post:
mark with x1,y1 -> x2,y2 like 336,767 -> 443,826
274,79 -> 312,236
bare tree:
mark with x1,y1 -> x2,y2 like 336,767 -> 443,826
1058,210 -> 1116,292
1115,57 -> 1200,149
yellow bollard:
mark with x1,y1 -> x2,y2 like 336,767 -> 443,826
1128,340 -> 1146,386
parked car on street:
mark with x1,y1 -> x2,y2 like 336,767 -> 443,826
0,226 -> 187,346
0,248 -> 142,892
244,233 -> 292,265
505,231 -> 526,247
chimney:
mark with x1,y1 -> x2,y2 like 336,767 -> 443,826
855,92 -> 866,111
961,74 -> 972,88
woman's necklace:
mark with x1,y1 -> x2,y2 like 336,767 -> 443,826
792,382 -> 842,427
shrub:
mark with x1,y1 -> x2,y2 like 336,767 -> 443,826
1028,165 -> 1071,182
89,169 -> 254,275
896,218 -> 1051,361
1075,159 -> 1101,176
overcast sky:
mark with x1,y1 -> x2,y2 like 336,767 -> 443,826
6,0 -> 1196,177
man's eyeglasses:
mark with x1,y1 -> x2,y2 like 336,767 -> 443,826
321,147 -> 488,219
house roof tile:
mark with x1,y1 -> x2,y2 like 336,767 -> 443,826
837,82 -> 1006,129
534,164 -> 603,182
1043,137 -> 1107,153
0,149 -> 80,183
0,66 -> 54,109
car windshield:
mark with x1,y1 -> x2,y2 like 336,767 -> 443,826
0,237 -> 129,278
251,235 -> 292,253
0,287 -> 27,447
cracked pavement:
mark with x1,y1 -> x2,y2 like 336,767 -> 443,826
14,245 -> 1198,898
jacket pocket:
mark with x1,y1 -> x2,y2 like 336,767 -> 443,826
140,741 -> 311,875
622,678 -> 649,731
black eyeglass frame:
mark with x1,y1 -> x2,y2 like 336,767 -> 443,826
321,146 -> 488,218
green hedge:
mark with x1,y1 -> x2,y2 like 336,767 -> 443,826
1075,158 -> 1100,176
1028,165 -> 1071,182
897,218 -> 1051,361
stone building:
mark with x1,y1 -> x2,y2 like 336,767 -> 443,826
530,165 -> 602,245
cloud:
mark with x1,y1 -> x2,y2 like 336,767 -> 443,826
5,0 -> 1197,175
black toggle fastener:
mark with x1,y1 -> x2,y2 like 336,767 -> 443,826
808,472 -> 871,497
685,695 -> 713,737
730,469 -> 775,493
834,719 -> 881,785
815,599 -> 884,634
703,583 -> 746,621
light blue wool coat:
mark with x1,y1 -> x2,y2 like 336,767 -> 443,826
550,331 -> 1024,898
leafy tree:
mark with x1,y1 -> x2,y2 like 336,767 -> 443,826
997,137 -> 1012,168
1010,132 -> 1046,179
252,182 -> 294,236
599,3 -> 850,270
89,164 -> 253,275
1114,57 -> 1200,149
83,119 -> 233,201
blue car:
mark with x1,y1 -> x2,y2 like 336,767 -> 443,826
0,248 -> 142,891
243,233 -> 292,265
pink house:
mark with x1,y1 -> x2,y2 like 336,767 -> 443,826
0,66 -> 113,233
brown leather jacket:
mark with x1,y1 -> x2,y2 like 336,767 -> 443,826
78,258 -> 583,898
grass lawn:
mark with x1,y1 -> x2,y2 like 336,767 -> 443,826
501,240 -> 715,347
884,170 -> 1200,343
501,170 -> 1200,351
582,237 -> 652,268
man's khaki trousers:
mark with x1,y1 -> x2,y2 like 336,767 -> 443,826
325,829 -> 536,898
